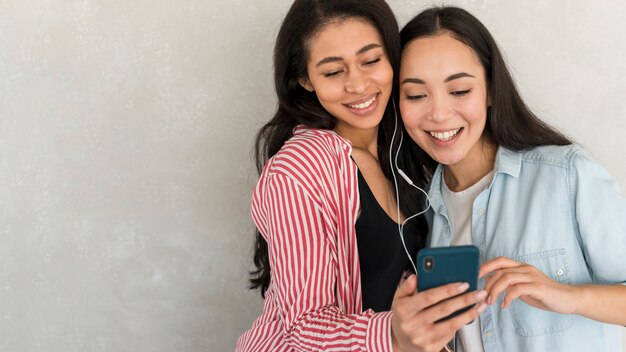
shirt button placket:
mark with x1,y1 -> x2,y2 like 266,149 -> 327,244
472,194 -> 488,247
480,307 -> 499,352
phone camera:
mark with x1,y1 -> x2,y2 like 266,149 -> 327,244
424,256 -> 434,271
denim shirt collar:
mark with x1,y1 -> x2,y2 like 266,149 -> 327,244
427,146 -> 522,217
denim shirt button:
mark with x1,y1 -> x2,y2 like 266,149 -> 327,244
484,330 -> 493,337
556,268 -> 564,276
478,209 -> 485,216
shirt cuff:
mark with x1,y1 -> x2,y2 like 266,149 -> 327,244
365,310 -> 393,351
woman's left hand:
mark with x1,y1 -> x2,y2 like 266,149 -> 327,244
479,257 -> 578,314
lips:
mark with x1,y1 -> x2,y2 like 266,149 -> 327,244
429,128 -> 462,141
343,93 -> 379,114
347,94 -> 377,109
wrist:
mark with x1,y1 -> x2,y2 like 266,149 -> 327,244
568,284 -> 588,315
390,321 -> 406,352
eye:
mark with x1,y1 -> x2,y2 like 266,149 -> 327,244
451,89 -> 471,97
364,58 -> 381,65
406,94 -> 426,102
323,70 -> 343,77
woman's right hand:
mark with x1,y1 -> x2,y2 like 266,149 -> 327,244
390,275 -> 487,352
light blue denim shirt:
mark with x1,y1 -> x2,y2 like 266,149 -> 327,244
427,145 -> 626,352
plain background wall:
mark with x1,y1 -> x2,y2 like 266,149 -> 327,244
0,0 -> 624,351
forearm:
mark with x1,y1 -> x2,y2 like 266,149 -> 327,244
284,309 -> 393,352
570,283 -> 626,325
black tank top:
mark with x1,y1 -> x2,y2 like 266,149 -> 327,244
355,170 -> 420,312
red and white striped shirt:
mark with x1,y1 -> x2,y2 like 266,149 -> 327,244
236,126 -> 393,351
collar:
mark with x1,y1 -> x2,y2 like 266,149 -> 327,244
494,146 -> 522,178
428,146 -> 521,215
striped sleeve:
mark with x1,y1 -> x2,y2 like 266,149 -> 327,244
258,173 -> 392,351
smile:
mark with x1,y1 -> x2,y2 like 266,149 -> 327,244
345,94 -> 378,110
429,128 -> 462,141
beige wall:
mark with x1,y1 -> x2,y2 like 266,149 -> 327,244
0,0 -> 624,351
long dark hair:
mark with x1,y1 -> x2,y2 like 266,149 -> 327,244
400,6 -> 572,174
249,0 -> 428,297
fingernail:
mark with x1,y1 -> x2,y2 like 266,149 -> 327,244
487,295 -> 492,305
476,290 -> 487,300
477,303 -> 487,313
458,283 -> 470,292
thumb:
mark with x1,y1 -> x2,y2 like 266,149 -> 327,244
394,274 -> 417,300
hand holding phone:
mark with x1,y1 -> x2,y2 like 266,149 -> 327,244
417,245 -> 480,322
391,270 -> 486,351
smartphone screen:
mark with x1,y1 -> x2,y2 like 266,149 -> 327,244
417,245 -> 479,322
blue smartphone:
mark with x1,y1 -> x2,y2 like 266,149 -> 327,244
417,245 -> 479,322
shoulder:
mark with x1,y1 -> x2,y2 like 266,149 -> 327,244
259,126 -> 354,192
284,126 -> 351,158
516,144 -> 589,170
267,127 -> 350,172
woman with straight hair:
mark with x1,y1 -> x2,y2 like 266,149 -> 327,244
398,5 -> 626,351
237,1 -> 488,351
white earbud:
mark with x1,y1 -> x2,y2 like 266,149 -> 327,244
397,168 -> 414,186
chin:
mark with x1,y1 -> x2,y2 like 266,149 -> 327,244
429,151 -> 464,166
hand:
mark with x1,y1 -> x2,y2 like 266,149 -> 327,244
391,275 -> 487,352
480,256 -> 578,314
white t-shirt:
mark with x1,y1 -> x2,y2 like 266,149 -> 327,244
441,170 -> 493,352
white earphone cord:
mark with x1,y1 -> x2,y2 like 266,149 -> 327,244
389,102 -> 450,352
389,100 -> 432,275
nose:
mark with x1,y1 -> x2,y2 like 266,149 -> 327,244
429,93 -> 453,122
345,69 -> 369,94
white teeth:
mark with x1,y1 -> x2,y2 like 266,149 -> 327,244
429,128 -> 461,141
348,95 -> 376,109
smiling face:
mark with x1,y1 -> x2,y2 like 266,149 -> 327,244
399,32 -> 491,170
299,18 -> 393,138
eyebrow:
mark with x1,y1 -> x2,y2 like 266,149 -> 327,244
401,77 -> 425,85
444,72 -> 475,82
315,43 -> 382,67
401,72 -> 475,85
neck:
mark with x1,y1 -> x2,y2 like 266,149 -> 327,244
334,124 -> 379,158
444,139 -> 497,192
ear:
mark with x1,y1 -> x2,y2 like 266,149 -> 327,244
298,78 -> 314,92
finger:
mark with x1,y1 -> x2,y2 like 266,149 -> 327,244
421,289 -> 487,323
500,282 -> 552,313
394,274 -> 417,301
500,284 -> 535,309
446,302 -> 487,328
392,276 -> 417,319
483,267 -> 530,293
432,302 -> 488,341
408,282 -> 471,314
485,272 -> 534,305
479,256 -> 523,278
